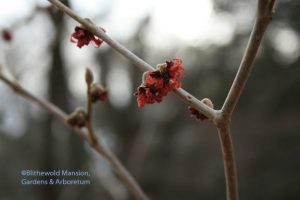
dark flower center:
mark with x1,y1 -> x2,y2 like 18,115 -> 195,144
149,85 -> 159,95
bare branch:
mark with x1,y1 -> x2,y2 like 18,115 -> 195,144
85,69 -> 97,144
0,73 -> 69,128
0,72 -> 149,200
221,0 -> 276,118
93,143 -> 149,200
217,124 -> 238,200
47,0 -> 217,121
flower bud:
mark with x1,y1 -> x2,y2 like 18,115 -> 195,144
89,83 -> 107,103
201,98 -> 214,109
85,68 -> 94,85
66,107 -> 87,128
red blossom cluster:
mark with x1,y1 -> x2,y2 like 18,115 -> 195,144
188,106 -> 208,122
71,26 -> 104,48
135,59 -> 185,108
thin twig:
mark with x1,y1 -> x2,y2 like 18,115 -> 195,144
93,143 -> 149,200
216,1 -> 276,200
221,0 -> 276,118
87,86 -> 92,121
86,82 -> 97,144
217,124 -> 238,200
47,0 -> 217,121
0,73 -> 69,127
86,119 -> 148,200
0,72 -> 149,200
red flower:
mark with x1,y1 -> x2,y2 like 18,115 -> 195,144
135,84 -> 163,108
188,106 -> 207,122
145,71 -> 165,88
146,59 -> 185,91
165,59 -> 185,88
135,59 -> 186,108
71,26 -> 104,48
2,29 -> 12,41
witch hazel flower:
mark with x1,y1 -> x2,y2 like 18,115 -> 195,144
188,98 -> 214,122
135,59 -> 186,108
164,58 -> 185,88
70,25 -> 105,48
188,106 -> 208,122
135,83 -> 164,108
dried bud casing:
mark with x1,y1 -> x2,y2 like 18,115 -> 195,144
201,98 -> 214,109
85,68 -> 94,85
142,71 -> 148,82
156,63 -> 167,72
66,107 -> 87,128
89,83 -> 107,103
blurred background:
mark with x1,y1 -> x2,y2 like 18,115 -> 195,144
0,0 -> 299,199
